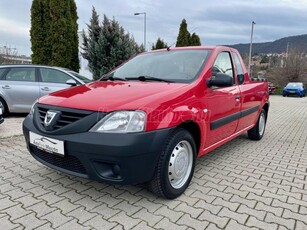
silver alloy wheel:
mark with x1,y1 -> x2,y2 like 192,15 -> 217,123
168,140 -> 193,189
258,112 -> 266,136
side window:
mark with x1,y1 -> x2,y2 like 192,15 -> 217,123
5,68 -> 36,82
212,52 -> 234,80
40,68 -> 72,84
233,52 -> 244,85
0,68 -> 7,79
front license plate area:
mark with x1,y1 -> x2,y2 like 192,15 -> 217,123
29,132 -> 65,156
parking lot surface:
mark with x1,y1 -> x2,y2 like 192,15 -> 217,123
0,95 -> 307,230
0,115 -> 24,139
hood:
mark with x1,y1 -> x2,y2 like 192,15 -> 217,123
38,81 -> 189,112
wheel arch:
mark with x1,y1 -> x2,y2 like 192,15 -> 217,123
263,102 -> 269,119
178,120 -> 201,155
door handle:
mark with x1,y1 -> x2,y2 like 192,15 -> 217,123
2,85 -> 11,89
41,87 -> 50,91
235,95 -> 240,100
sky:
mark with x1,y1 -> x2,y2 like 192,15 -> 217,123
1,0 -> 307,57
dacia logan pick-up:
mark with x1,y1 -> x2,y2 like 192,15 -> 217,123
23,46 -> 269,199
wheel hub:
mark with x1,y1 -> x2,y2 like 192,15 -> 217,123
174,150 -> 188,178
168,140 -> 193,189
259,113 -> 265,136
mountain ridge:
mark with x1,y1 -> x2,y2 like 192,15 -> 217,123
228,34 -> 307,55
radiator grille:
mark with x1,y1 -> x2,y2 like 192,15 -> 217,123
31,145 -> 87,175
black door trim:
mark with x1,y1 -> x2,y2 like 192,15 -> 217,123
210,105 -> 260,130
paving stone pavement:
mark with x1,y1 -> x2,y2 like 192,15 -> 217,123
0,95 -> 307,230
0,116 -> 24,138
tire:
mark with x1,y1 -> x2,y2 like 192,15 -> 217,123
248,109 -> 266,140
0,97 -> 8,116
147,128 -> 196,199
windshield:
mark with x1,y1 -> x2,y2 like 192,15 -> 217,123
69,71 -> 92,83
108,50 -> 211,83
286,82 -> 303,88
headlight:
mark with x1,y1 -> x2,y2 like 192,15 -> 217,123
29,100 -> 38,119
90,111 -> 146,133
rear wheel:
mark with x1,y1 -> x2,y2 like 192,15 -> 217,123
248,109 -> 266,140
148,128 -> 196,199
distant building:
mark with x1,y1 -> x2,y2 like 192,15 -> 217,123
0,45 -> 32,64
3,55 -> 32,64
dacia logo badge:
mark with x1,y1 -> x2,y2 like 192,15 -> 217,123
44,110 -> 58,127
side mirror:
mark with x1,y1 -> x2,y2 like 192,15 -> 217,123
238,74 -> 244,85
66,79 -> 77,86
206,73 -> 234,88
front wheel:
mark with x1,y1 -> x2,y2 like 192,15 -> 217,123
147,128 -> 196,199
248,109 -> 266,140
0,98 -> 8,116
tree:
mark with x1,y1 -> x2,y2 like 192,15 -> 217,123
176,19 -> 201,47
176,19 -> 190,47
190,33 -> 201,46
267,48 -> 307,89
30,0 -> 80,71
283,49 -> 307,82
30,0 -> 50,64
81,8 -> 143,80
260,55 -> 269,64
152,38 -> 167,50
69,0 -> 80,72
81,7 -> 100,61
81,7 -> 101,78
0,46 -> 19,64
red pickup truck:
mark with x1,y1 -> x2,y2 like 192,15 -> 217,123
23,46 -> 269,199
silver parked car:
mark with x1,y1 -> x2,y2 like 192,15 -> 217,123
0,65 -> 91,114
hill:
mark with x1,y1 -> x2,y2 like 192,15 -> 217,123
228,34 -> 307,55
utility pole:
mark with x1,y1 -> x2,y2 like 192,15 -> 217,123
248,21 -> 256,77
134,12 -> 147,51
284,42 -> 290,68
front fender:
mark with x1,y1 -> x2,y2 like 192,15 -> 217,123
146,105 -> 206,130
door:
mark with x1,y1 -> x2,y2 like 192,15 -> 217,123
204,51 -> 241,147
0,67 -> 39,113
38,68 -> 75,97
232,52 -> 261,131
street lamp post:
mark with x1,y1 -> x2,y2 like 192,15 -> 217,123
248,21 -> 256,77
134,12 -> 146,51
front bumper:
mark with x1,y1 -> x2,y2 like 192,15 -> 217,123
283,90 -> 304,96
23,115 -> 174,185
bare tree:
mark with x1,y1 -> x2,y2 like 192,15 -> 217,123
0,46 -> 19,64
267,48 -> 307,87
283,48 -> 306,82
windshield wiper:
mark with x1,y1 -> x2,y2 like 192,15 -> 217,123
126,76 -> 173,83
100,76 -> 127,81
